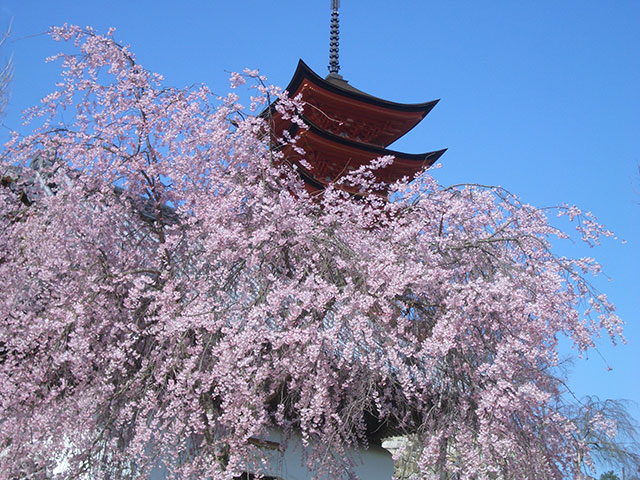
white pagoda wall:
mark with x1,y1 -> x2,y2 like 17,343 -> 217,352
149,430 -> 394,480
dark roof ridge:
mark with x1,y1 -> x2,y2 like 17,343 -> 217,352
291,118 -> 447,164
286,59 -> 440,114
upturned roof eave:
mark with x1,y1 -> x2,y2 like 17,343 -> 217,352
293,118 -> 447,165
286,59 -> 440,115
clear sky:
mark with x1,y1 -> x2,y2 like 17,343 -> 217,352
1,0 -> 638,424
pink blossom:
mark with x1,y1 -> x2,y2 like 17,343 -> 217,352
0,26 -> 624,480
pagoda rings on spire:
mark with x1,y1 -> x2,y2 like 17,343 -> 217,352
329,0 -> 341,75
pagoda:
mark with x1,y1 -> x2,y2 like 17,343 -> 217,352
268,0 -> 445,196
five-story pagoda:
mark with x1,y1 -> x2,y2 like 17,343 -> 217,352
268,0 -> 446,196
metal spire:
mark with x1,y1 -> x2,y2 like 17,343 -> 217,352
328,0 -> 341,76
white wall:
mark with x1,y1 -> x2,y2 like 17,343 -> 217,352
149,430 -> 394,480
257,430 -> 394,480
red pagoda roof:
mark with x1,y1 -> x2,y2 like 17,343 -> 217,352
267,60 -> 445,196
279,120 -> 446,195
281,60 -> 439,147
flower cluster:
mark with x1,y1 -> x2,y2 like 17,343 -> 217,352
0,26 -> 622,480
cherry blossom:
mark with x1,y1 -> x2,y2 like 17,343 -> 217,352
0,26 -> 623,480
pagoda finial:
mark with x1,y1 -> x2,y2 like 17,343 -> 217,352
328,0 -> 341,76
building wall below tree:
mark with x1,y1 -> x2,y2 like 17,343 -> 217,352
149,430 -> 394,480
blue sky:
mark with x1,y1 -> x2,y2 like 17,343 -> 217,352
1,0 -> 638,426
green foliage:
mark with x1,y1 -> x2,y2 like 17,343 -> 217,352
599,471 -> 620,480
